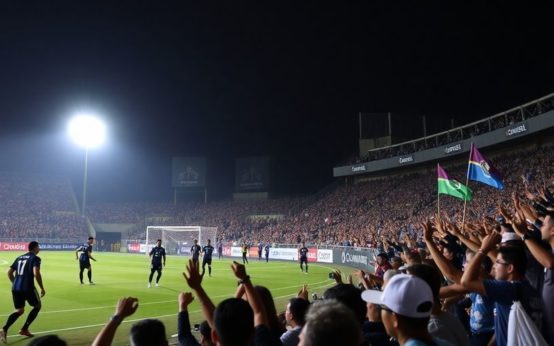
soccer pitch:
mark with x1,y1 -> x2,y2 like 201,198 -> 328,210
0,252 -> 343,345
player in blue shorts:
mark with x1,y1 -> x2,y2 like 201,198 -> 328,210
1,241 -> 46,343
75,237 -> 97,285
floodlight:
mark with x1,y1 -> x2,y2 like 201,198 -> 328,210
68,114 -> 107,217
68,115 -> 106,148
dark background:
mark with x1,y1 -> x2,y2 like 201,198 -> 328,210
1,2 -> 553,202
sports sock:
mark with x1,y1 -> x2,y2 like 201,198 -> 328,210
3,311 -> 22,331
22,306 -> 41,330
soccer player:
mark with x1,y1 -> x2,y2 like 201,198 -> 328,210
190,239 -> 201,265
217,239 -> 223,260
75,237 -> 96,285
299,242 -> 309,273
1,241 -> 46,343
241,243 -> 249,264
264,243 -> 270,263
148,239 -> 166,288
257,242 -> 263,260
201,239 -> 215,276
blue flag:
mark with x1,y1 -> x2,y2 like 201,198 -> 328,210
467,144 -> 504,190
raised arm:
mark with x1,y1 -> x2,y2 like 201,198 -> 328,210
513,211 -> 554,269
231,261 -> 268,328
183,259 -> 216,329
461,232 -> 501,296
423,221 -> 463,284
178,292 -> 201,346
439,283 -> 469,299
92,297 -> 139,346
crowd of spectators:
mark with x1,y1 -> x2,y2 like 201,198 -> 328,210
1,140 -> 553,254
55,177 -> 554,345
2,141 -> 554,346
0,174 -> 88,241
85,143 -> 553,252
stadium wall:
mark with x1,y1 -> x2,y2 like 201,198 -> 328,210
217,245 -> 378,272
0,241 -> 78,251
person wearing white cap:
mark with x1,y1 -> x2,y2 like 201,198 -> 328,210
361,274 -> 453,346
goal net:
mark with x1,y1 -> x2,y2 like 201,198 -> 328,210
145,226 -> 218,255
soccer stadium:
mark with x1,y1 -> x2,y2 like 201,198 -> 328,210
2,93 -> 554,345
2,3 -> 554,346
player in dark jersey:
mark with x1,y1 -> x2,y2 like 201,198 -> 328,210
217,239 -> 223,260
257,242 -> 263,260
1,241 -> 45,343
148,239 -> 166,288
264,243 -> 270,263
299,242 -> 309,273
201,239 -> 215,277
241,243 -> 249,264
190,239 -> 202,264
75,236 -> 96,285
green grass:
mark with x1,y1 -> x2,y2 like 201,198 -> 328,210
0,252 -> 346,346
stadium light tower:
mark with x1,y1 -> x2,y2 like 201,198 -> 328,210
68,114 -> 106,217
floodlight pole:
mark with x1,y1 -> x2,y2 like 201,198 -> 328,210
81,148 -> 89,217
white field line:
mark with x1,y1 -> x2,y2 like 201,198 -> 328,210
0,264 -> 337,317
3,263 -> 339,339
5,280 -> 336,339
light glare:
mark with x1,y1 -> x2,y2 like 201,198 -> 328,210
68,115 -> 106,148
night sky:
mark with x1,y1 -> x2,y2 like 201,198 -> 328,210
1,2 -> 553,202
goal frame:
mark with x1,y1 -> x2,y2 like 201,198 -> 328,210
145,225 -> 217,255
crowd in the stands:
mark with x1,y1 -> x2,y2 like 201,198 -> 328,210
2,143 -> 553,251
0,174 -> 88,240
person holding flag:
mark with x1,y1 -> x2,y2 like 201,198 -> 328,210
467,143 -> 504,190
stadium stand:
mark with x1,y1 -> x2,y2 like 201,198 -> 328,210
0,174 -> 88,241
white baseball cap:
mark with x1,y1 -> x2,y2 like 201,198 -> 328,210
361,273 -> 433,318
501,232 -> 521,243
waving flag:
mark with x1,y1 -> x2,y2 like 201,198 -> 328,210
438,164 -> 473,201
468,144 -> 504,190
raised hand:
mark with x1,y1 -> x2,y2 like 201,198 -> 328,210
115,297 -> 139,319
347,273 -> 353,285
178,292 -> 194,310
511,209 -> 529,237
297,284 -> 309,301
230,261 -> 248,281
479,232 -> 502,254
422,222 -> 434,241
520,204 -> 538,222
183,259 -> 204,290
524,187 -> 536,201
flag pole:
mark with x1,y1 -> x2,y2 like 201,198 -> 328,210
437,164 -> 441,220
461,143 -> 473,232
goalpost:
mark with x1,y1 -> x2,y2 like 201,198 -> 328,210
145,226 -> 218,255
